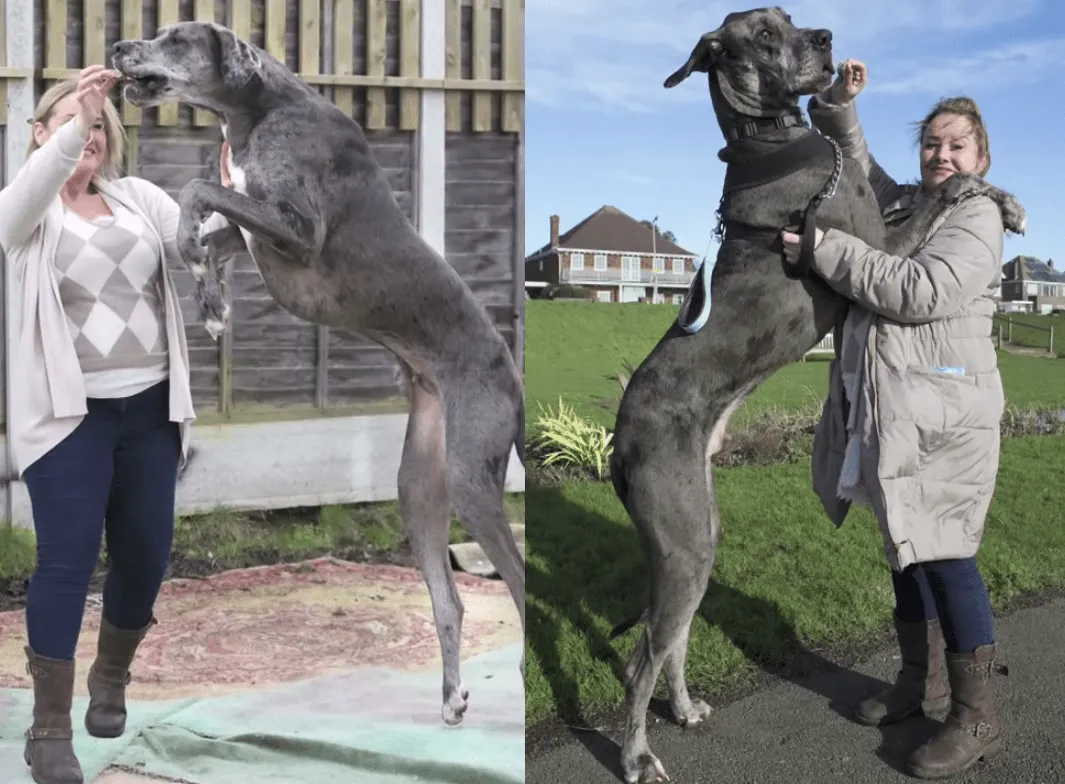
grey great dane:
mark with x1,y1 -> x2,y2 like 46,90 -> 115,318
607,7 -> 1025,783
110,21 -> 525,726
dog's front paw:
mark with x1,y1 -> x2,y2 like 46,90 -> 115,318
178,218 -> 210,280
195,274 -> 231,342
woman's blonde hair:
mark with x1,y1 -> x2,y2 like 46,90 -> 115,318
26,78 -> 127,180
912,96 -> 991,177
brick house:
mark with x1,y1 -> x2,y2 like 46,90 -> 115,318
1000,256 -> 1065,313
525,206 -> 700,303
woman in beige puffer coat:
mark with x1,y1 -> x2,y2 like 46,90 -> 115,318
780,61 -> 1010,780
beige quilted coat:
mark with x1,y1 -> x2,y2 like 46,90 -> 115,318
805,91 -> 1006,572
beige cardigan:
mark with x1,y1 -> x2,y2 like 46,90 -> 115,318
0,115 -> 223,477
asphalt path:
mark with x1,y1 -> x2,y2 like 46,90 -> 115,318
527,597 -> 1065,784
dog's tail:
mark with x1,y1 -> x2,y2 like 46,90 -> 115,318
609,607 -> 648,640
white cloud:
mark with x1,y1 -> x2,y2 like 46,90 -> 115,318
528,0 -> 1047,111
868,39 -> 1065,96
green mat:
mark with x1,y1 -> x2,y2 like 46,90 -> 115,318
1,644 -> 524,783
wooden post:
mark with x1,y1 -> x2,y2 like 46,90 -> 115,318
366,0 -> 387,129
156,0 -> 180,126
332,0 -> 354,117
472,0 -> 492,131
0,0 -> 6,127
997,323 -> 1003,350
121,0 -> 143,128
315,0 -> 330,408
1050,326 -> 1055,355
501,0 -> 523,133
193,0 -> 216,126
219,0 -> 253,417
444,0 -> 461,131
1008,319 -> 1013,343
4,0 -> 35,526
512,129 -> 524,374
419,0 -> 446,257
399,0 -> 421,130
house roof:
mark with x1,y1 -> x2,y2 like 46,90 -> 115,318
526,205 -> 697,261
1004,255 -> 1065,283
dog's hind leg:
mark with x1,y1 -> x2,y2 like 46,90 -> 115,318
444,385 -> 526,676
618,462 -> 718,784
662,616 -> 713,727
397,367 -> 469,725
621,547 -> 714,783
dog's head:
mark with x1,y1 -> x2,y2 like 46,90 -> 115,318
111,22 -> 262,109
664,7 -> 834,113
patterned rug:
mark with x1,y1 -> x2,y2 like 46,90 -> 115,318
0,557 -> 521,700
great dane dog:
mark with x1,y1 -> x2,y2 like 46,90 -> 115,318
607,7 -> 1024,783
110,22 -> 526,726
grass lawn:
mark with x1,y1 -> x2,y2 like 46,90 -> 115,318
0,494 -> 526,583
527,300 -> 1065,430
525,435 -> 1065,726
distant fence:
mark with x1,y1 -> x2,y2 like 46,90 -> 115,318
994,315 -> 1058,355
803,333 -> 834,361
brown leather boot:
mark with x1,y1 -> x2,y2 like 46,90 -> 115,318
23,646 -> 84,784
853,616 -> 950,726
84,616 -> 157,738
907,644 -> 1002,779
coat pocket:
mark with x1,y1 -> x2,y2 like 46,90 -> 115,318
903,364 -> 998,488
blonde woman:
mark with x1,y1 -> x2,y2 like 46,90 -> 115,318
782,61 -> 1007,779
0,66 -> 224,784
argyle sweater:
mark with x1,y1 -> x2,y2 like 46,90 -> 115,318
53,198 -> 170,397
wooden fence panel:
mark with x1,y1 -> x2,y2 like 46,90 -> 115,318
3,0 -> 523,422
445,131 -> 518,352
0,123 -> 5,427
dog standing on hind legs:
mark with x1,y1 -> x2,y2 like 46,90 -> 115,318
110,20 -> 526,726
606,7 -> 1026,783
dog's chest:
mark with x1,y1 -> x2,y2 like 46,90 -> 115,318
226,147 -> 255,250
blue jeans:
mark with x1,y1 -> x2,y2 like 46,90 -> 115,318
891,557 -> 995,653
22,379 -> 180,661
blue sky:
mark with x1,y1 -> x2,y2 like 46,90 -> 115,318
526,0 -> 1065,268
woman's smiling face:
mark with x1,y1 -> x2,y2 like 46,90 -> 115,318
920,112 -> 989,190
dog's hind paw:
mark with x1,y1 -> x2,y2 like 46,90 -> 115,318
623,753 -> 670,784
674,697 -> 713,727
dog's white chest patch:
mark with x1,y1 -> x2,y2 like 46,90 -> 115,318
226,148 -> 255,249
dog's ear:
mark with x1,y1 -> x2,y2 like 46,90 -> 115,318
664,33 -> 724,88
210,23 -> 262,90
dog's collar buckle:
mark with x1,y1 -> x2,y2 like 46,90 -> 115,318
725,111 -> 807,142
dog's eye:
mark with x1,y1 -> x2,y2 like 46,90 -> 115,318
758,30 -> 772,41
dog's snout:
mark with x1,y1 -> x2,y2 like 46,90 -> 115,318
112,40 -> 134,57
812,29 -> 832,48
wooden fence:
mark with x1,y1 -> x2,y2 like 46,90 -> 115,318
0,0 -> 526,524
0,0 -> 523,131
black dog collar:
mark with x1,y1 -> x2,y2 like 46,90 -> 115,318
723,110 -> 807,143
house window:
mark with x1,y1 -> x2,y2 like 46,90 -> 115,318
652,257 -> 665,273
570,253 -> 585,271
673,293 -> 684,305
594,253 -> 608,271
672,258 -> 684,274
597,290 -> 612,303
1027,283 -> 1039,296
621,255 -> 641,282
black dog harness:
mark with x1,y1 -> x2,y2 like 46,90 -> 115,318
717,119 -> 844,279
676,111 -> 844,334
